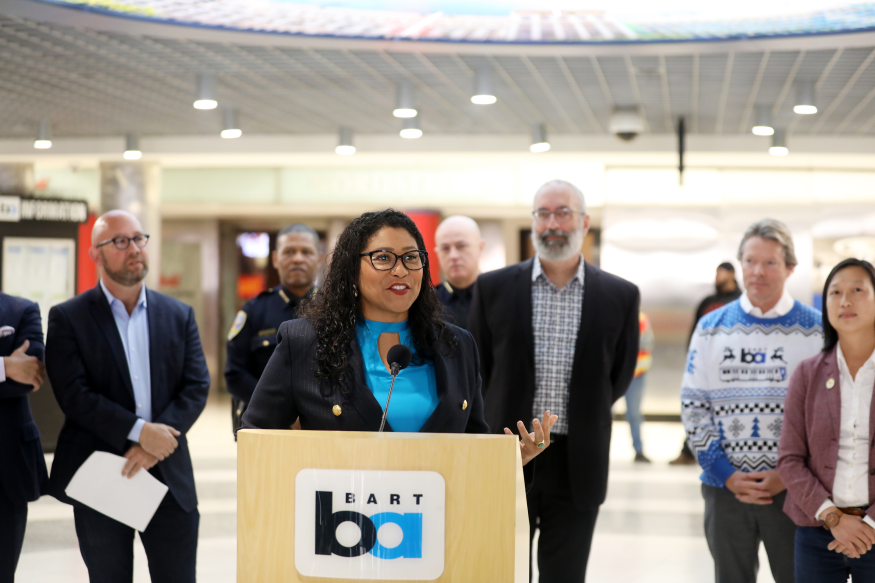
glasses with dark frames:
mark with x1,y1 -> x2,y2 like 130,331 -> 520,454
95,235 -> 150,251
532,208 -> 583,224
359,250 -> 428,271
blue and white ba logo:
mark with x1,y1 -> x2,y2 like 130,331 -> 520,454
295,469 -> 445,580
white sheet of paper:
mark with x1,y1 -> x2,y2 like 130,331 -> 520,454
65,451 -> 168,532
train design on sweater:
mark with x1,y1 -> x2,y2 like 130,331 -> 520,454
681,299 -> 822,488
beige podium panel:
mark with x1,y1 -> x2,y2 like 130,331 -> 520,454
238,430 -> 529,583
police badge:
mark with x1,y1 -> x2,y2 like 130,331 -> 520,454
228,310 -> 247,340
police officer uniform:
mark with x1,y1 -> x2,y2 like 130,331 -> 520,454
224,285 -> 315,432
435,281 -> 474,331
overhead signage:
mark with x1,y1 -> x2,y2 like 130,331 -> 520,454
295,469 -> 445,580
0,197 -> 88,224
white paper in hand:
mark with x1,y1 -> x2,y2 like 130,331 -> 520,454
65,451 -> 168,532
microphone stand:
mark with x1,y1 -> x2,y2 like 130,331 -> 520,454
378,362 -> 401,433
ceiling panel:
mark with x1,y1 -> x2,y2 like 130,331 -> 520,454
2,13 -> 875,142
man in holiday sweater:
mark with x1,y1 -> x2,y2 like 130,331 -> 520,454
681,219 -> 823,583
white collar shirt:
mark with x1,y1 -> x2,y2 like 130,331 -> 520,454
739,289 -> 795,319
815,342 -> 875,529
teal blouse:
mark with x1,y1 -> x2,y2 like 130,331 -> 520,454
355,318 -> 438,432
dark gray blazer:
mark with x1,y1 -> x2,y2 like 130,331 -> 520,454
241,318 -> 489,434
469,259 -> 640,510
45,286 -> 210,512
0,293 -> 48,506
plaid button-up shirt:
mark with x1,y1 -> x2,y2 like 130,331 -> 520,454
531,255 -> 585,436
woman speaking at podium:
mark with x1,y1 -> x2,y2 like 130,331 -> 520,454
241,209 -> 556,466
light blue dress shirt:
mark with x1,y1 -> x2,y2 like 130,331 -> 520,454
100,279 -> 152,442
355,318 -> 438,433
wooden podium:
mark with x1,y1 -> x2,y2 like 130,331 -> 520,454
237,430 -> 529,582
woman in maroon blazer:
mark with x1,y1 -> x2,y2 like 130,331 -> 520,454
778,258 -> 875,582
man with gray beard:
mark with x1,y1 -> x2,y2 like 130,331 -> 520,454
469,180 -> 640,582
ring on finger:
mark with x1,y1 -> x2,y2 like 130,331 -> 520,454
537,440 -> 545,448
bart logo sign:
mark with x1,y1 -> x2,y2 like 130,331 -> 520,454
295,469 -> 445,580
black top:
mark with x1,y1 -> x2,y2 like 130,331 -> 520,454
225,285 -> 315,403
45,286 -> 211,512
689,286 -> 743,343
435,281 -> 474,331
240,318 -> 489,434
0,292 -> 48,505
469,259 -> 640,510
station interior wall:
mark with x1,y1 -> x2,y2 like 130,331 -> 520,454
17,154 -> 875,414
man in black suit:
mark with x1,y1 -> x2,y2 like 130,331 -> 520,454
46,210 -> 210,583
433,215 -> 485,330
469,180 -> 640,582
0,293 -> 47,583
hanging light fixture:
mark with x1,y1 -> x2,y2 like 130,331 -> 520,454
221,108 -> 242,139
33,121 -> 52,149
471,68 -> 496,105
399,117 -> 422,139
393,82 -> 417,118
530,123 -> 550,153
123,133 -> 142,160
769,129 -> 789,156
751,105 -> 775,136
194,74 -> 218,110
336,126 -> 356,155
793,80 -> 817,115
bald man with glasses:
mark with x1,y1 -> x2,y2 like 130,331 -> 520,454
45,210 -> 210,583
470,180 -> 640,582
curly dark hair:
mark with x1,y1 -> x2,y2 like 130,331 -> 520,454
301,209 -> 457,392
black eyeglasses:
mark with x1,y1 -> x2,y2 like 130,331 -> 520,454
360,250 -> 427,271
532,207 -> 583,224
96,235 -> 150,251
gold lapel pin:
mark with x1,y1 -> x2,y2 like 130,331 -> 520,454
826,378 -> 835,389
332,405 -> 342,416
462,400 -> 468,411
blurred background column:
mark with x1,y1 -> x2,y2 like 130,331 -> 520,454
99,162 -> 162,288
0,162 -> 34,192
405,210 -> 441,279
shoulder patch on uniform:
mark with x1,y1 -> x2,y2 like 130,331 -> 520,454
228,310 -> 247,340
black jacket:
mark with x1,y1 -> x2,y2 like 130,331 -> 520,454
225,285 -> 314,404
469,259 -> 639,509
0,293 -> 48,506
241,318 -> 489,434
45,285 -> 210,512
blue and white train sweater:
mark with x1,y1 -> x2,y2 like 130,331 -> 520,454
681,299 -> 822,488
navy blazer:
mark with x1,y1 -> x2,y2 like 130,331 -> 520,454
241,318 -> 489,434
0,293 -> 48,505
45,285 -> 210,512
469,259 -> 640,509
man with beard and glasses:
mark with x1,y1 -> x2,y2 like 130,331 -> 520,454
225,223 -> 322,434
469,179 -> 640,582
45,210 -> 210,583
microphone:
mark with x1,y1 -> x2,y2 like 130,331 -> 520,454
379,344 -> 412,433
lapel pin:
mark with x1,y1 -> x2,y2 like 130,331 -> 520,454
332,405 -> 342,416
462,400 -> 468,411
826,378 -> 835,389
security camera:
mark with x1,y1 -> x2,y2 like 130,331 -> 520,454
609,107 -> 644,141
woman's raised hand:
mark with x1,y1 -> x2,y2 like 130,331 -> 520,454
505,410 -> 559,466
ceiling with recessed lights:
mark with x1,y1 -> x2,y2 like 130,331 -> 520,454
3,0 -> 875,142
